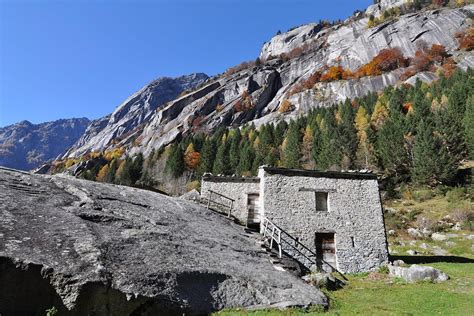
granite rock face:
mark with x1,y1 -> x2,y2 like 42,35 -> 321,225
0,168 -> 327,315
60,5 -> 473,159
63,73 -> 209,158
0,118 -> 90,170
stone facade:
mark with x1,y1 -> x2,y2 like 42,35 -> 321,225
200,167 -> 389,273
201,175 -> 260,225
259,167 -> 388,273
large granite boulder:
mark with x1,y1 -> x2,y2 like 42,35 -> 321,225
0,168 -> 327,315
389,264 -> 449,283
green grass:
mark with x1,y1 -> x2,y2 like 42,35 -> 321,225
215,263 -> 474,315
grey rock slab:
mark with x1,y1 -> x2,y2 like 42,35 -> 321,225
389,264 -> 449,283
0,168 -> 327,315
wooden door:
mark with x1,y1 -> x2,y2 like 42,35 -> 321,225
315,233 -> 336,272
247,193 -> 261,227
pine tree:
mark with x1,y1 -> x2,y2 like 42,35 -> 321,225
375,114 -> 410,181
336,101 -> 357,169
237,140 -> 255,175
228,129 -> 241,173
281,122 -> 301,169
165,145 -> 184,178
106,158 -> 118,183
464,95 -> 474,159
213,140 -> 229,175
412,119 -> 456,185
197,137 -> 216,176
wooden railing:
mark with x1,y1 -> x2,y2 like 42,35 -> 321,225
261,217 -> 346,279
200,190 -> 234,218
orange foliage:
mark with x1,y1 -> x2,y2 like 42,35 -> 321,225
427,44 -> 449,63
279,99 -> 295,113
234,90 -> 253,112
225,60 -> 256,76
403,102 -> 414,114
184,144 -> 200,170
320,65 -> 353,82
456,28 -> 474,51
441,57 -> 457,78
412,50 -> 433,72
355,48 -> 407,78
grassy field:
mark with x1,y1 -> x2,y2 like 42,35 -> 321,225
215,262 -> 474,315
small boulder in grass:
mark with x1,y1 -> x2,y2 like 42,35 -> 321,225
389,265 -> 449,283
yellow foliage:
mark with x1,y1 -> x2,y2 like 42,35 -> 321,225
96,164 -> 109,182
104,147 -> 125,161
64,158 -> 79,169
370,101 -> 389,130
279,99 -> 295,113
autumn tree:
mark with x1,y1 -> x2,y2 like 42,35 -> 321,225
184,143 -> 200,171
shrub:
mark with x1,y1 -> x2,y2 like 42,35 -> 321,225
412,50 -> 433,72
279,99 -> 295,113
225,60 -> 256,76
427,44 -> 449,63
378,265 -> 390,274
446,186 -> 467,202
412,188 -> 434,202
456,28 -> 474,51
416,216 -> 435,232
321,65 -> 353,82
451,209 -> 474,224
234,90 -> 253,112
355,48 -> 407,78
407,209 -> 423,222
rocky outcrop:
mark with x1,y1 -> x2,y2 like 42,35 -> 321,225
0,167 -> 327,315
366,0 -> 406,18
63,73 -> 209,158
62,6 -> 473,160
0,118 -> 90,170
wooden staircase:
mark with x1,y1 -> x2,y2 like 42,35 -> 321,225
261,217 -> 345,278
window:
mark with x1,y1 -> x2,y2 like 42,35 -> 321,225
315,192 -> 328,212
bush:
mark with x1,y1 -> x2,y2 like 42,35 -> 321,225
446,187 -> 467,203
355,48 -> 407,78
321,65 -> 353,82
378,265 -> 390,274
225,60 -> 256,76
412,188 -> 434,202
279,99 -> 295,113
456,28 -> 474,51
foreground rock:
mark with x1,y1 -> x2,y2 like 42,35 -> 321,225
389,264 -> 449,283
0,168 -> 326,315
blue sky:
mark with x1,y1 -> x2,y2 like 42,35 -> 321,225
0,0 -> 372,127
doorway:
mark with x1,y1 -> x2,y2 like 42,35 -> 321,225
246,193 -> 261,229
315,232 -> 336,272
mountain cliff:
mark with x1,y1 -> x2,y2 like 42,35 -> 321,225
60,4 -> 473,160
0,118 -> 90,170
62,73 -> 209,158
131,5 -> 474,157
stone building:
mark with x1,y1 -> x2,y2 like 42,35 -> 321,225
201,166 -> 389,273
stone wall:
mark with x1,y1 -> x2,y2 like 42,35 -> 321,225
201,176 -> 260,225
258,167 -> 388,273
